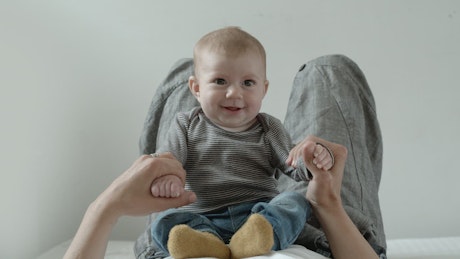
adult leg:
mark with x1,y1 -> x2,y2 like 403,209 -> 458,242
135,58 -> 197,259
279,55 -> 386,256
138,58 -> 198,155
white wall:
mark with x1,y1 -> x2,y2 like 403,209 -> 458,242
1,1 -> 459,258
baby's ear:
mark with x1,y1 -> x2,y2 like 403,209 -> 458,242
188,76 -> 200,98
264,79 -> 269,95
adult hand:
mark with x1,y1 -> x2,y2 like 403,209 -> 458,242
64,153 -> 196,259
98,152 -> 196,219
289,135 -> 347,210
290,135 -> 378,259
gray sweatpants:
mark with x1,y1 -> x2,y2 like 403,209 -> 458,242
136,55 -> 386,258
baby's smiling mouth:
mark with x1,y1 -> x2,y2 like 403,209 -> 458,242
224,106 -> 242,111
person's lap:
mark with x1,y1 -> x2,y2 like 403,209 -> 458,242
280,55 -> 385,256
135,55 -> 386,258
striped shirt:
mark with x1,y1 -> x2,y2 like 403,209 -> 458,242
158,107 -> 308,213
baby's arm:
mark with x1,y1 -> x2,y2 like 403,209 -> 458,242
151,174 -> 185,198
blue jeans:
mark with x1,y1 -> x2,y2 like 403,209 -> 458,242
150,191 -> 310,255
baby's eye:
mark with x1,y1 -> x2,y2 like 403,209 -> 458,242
214,78 -> 226,85
243,80 -> 256,87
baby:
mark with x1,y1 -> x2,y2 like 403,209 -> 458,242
149,27 -> 333,259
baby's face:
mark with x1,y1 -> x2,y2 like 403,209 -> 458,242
191,50 -> 268,132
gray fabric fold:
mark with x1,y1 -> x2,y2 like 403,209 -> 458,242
279,54 -> 386,255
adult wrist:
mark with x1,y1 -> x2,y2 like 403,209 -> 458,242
89,195 -> 120,226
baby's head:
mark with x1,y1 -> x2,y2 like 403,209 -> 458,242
192,26 -> 266,78
189,27 -> 269,132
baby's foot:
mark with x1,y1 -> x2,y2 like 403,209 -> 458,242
229,214 -> 274,259
150,174 -> 184,198
167,224 -> 230,259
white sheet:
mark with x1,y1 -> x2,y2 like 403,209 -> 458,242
163,245 -> 327,259
38,237 -> 460,259
387,236 -> 460,259
36,240 -> 327,259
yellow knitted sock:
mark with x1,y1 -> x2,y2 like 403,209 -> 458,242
229,214 -> 274,259
167,224 -> 230,259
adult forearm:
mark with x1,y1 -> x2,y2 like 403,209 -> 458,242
315,205 -> 378,259
63,200 -> 118,259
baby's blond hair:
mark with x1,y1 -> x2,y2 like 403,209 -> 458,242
193,27 -> 266,74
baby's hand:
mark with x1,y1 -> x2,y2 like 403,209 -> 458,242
151,175 -> 184,198
312,143 -> 334,171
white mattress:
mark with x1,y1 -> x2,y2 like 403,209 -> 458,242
37,241 -> 327,259
386,236 -> 460,259
37,237 -> 460,259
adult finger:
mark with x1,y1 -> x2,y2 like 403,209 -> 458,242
149,191 -> 197,212
302,136 -> 347,179
141,154 -> 187,183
